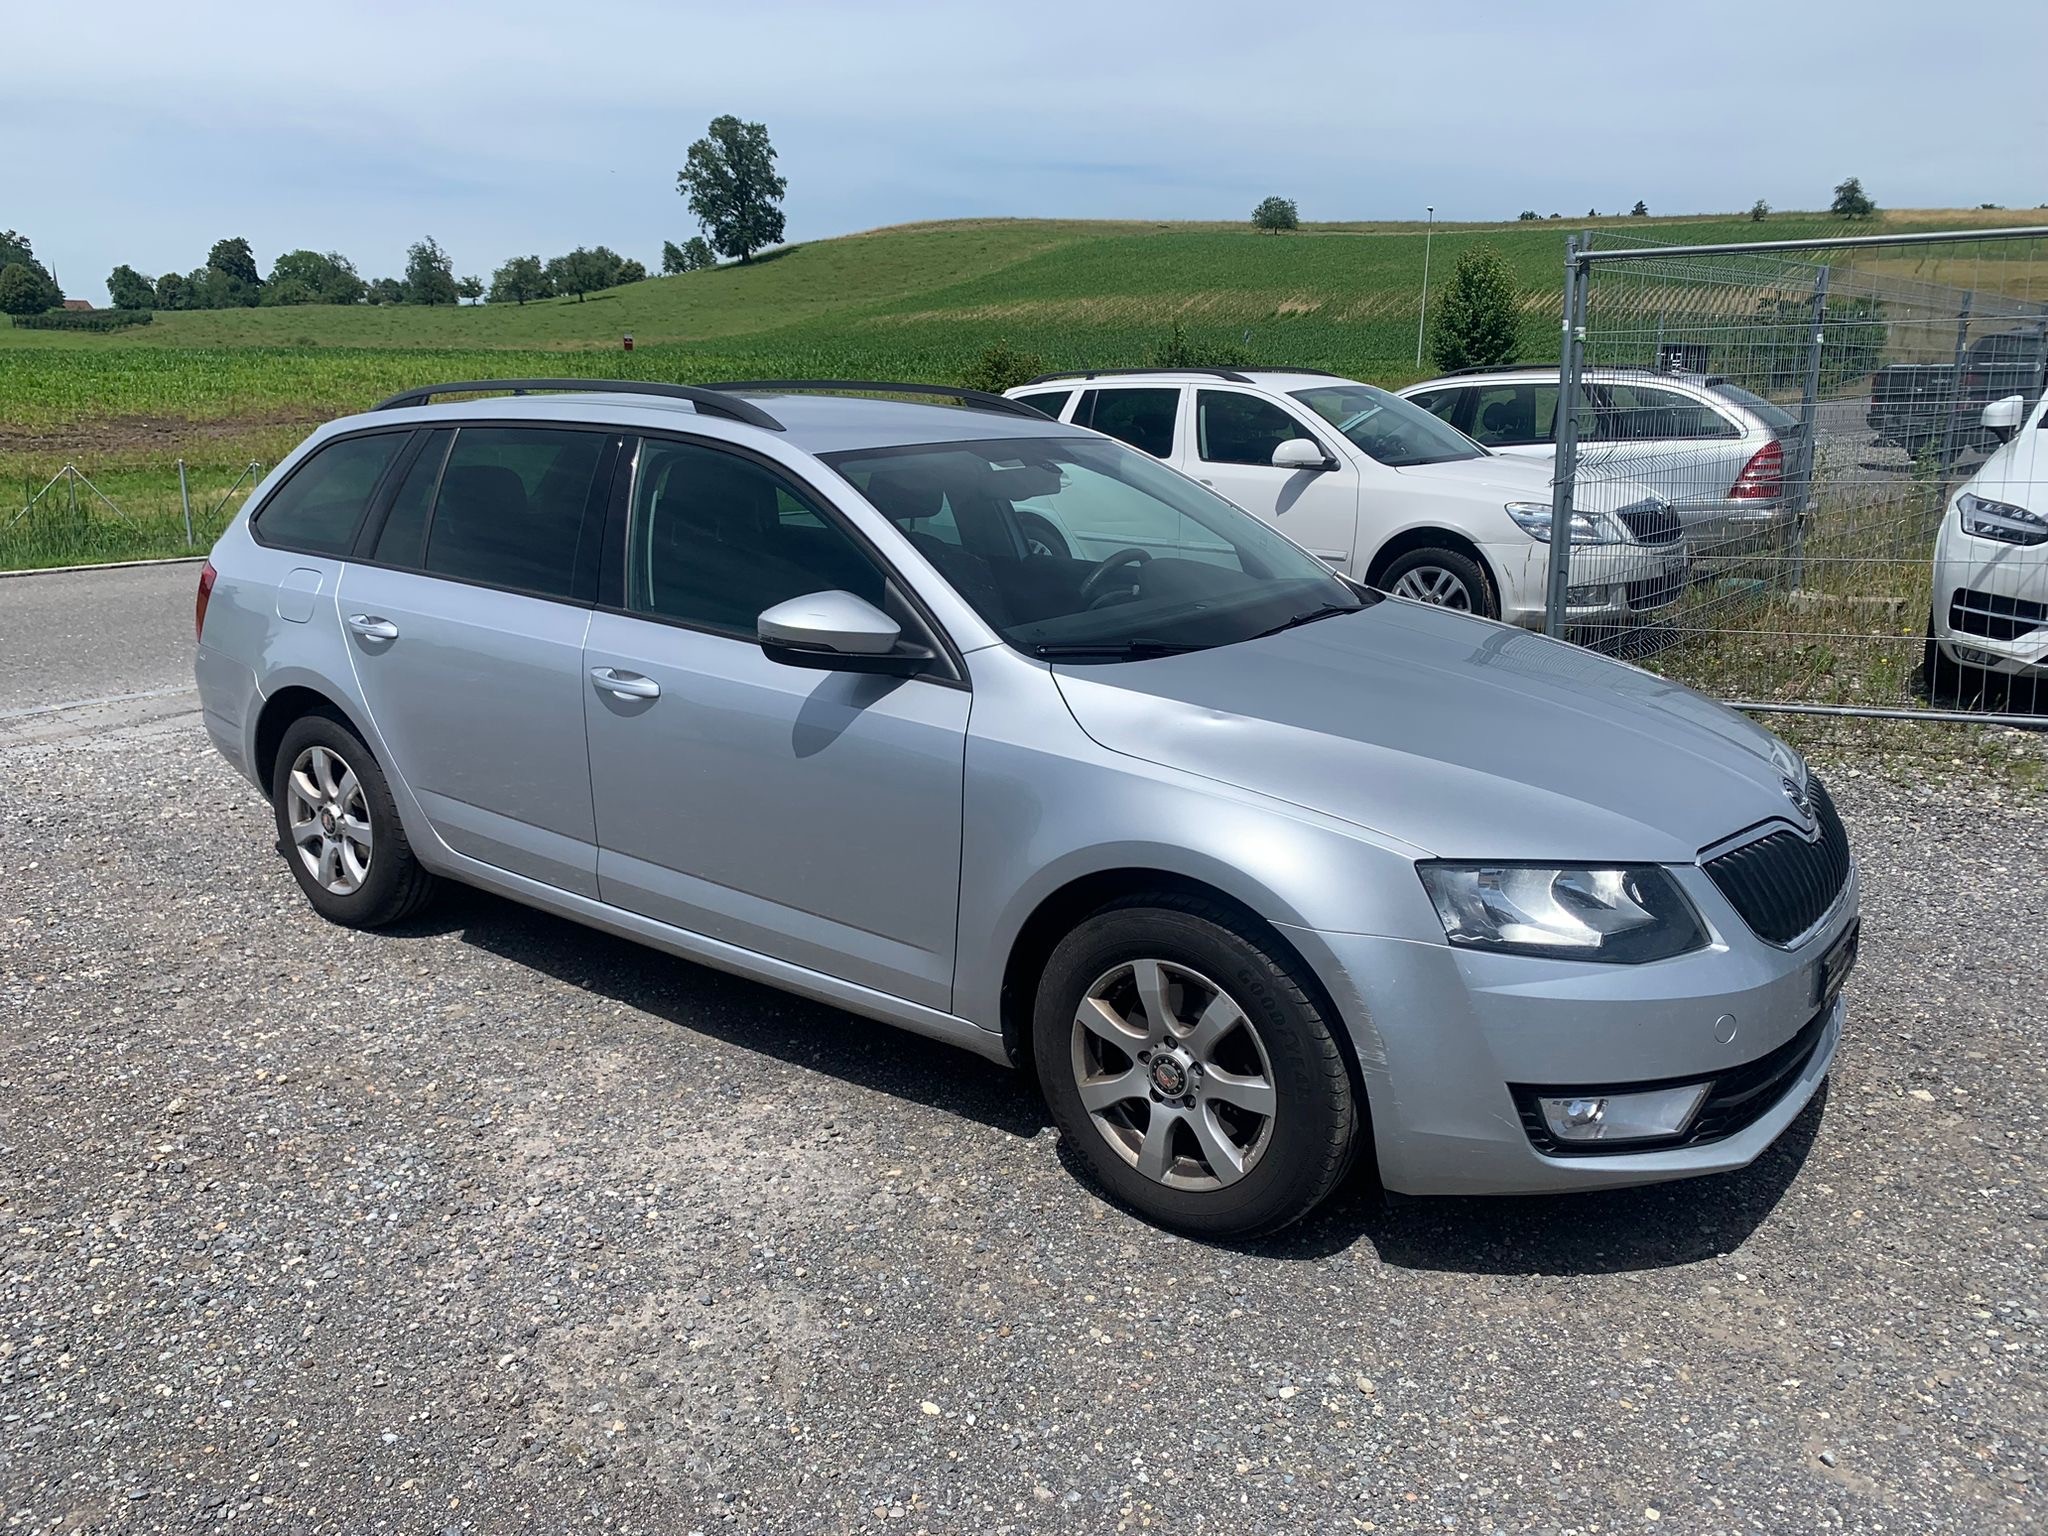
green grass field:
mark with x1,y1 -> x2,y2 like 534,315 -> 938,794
0,206 -> 2029,573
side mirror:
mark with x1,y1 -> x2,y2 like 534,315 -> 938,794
1981,394 -> 2026,442
1271,437 -> 1334,471
757,590 -> 931,674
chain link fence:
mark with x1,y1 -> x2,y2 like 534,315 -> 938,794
1542,226 -> 2048,728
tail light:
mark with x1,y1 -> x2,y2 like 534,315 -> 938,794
1730,440 -> 1783,500
195,560 -> 217,643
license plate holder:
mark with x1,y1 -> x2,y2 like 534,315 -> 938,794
1813,918 -> 1860,1008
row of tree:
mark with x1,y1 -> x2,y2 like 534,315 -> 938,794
486,247 -> 650,304
102,236 -> 488,311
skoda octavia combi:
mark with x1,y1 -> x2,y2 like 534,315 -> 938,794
195,378 -> 1857,1237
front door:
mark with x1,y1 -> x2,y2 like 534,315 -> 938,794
581,436 -> 969,1009
1184,387 -> 1360,568
338,423 -> 616,897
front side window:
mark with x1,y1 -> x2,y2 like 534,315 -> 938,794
1466,385 -> 1554,447
1291,383 -> 1485,466
1405,388 -> 1461,425
1196,390 -> 1317,466
825,435 -> 1366,660
422,427 -> 606,599
629,440 -> 884,632
253,431 -> 408,555
1077,388 -> 1179,458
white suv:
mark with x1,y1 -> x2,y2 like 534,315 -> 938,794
1008,368 -> 1685,628
1928,391 -> 2047,708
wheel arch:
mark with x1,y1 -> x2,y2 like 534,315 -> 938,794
1363,526 -> 1501,609
251,683 -> 375,802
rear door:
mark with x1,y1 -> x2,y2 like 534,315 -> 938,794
1461,381 -> 1561,466
1188,387 -> 1360,567
1595,381 -> 1747,510
580,435 -> 969,1008
337,423 -> 618,897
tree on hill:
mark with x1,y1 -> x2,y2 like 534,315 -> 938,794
1831,176 -> 1876,219
405,238 -> 458,305
1750,198 -> 1771,223
1,231 -> 62,312
662,236 -> 716,274
456,274 -> 485,304
544,246 -> 632,301
207,237 -> 261,288
107,264 -> 156,310
677,114 -> 787,263
1427,243 -> 1520,372
153,271 -> 190,310
1251,195 -> 1299,232
266,250 -> 366,306
1630,200 -> 1648,217
616,258 -> 647,285
0,263 -> 54,317
1517,210 -> 1538,221
489,254 -> 549,305
367,277 -> 407,305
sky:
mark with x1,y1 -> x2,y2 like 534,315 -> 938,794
8,0 -> 2046,304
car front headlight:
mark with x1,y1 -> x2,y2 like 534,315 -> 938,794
1958,492 -> 2047,546
1417,863 -> 1707,963
1504,502 -> 1619,544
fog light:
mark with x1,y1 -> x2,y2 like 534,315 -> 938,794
1537,1082 -> 1709,1143
1564,583 -> 1608,605
1952,644 -> 2000,668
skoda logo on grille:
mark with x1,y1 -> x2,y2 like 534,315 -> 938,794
1781,775 -> 1813,823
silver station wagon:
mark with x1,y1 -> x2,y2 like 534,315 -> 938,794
194,379 -> 1858,1237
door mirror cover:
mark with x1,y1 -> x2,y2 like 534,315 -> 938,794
757,590 -> 930,673
1981,394 -> 2026,438
1271,437 -> 1334,471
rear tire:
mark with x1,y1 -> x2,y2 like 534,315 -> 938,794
1379,547 -> 1497,618
1032,895 -> 1357,1239
270,712 -> 437,928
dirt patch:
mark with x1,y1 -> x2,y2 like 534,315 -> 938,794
0,408 -> 319,458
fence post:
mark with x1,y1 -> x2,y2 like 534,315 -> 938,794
1544,238 -> 1588,638
1786,264 -> 1829,592
178,460 -> 193,546
1930,290 -> 1974,536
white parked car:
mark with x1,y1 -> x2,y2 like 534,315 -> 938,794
1398,366 -> 1805,555
1007,368 -> 1685,628
1928,392 -> 2047,707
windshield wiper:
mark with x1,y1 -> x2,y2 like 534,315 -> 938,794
1247,603 -> 1358,641
1031,638 -> 1201,660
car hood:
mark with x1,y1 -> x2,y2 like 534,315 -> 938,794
1051,602 -> 1800,863
1392,455 -> 1660,517
1965,424 -> 2047,505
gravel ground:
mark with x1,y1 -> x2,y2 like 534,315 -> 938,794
0,618 -> 2041,1531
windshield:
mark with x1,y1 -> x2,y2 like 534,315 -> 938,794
1290,383 -> 1486,466
823,435 -> 1368,660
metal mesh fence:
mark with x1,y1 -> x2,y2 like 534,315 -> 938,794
1545,227 -> 2048,727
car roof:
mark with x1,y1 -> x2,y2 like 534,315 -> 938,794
1014,369 -> 1371,393
331,388 -> 1097,455
1404,365 -> 1726,390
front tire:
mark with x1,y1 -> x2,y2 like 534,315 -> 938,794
1379,547 -> 1497,618
1033,896 -> 1357,1239
271,712 -> 437,928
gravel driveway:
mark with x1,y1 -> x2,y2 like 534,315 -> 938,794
0,568 -> 2041,1533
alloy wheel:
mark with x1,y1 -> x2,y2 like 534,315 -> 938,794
1391,565 -> 1474,609
1069,959 -> 1277,1191
285,744 -> 373,896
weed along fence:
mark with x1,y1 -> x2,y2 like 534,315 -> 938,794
1539,225 -> 2048,727
3,458 -> 263,569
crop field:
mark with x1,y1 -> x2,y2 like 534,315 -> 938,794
0,207 -> 2033,572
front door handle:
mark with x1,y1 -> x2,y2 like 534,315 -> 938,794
589,667 -> 660,700
345,614 -> 399,640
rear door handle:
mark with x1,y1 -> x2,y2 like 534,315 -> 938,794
589,667 -> 660,700
345,614 -> 399,640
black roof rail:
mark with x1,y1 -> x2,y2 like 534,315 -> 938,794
1021,366 -> 1254,385
703,379 -> 1045,420
370,378 -> 784,431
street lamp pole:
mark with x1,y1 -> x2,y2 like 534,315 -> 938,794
1415,205 -> 1435,367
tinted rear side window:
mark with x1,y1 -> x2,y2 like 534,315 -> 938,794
253,432 -> 408,555
423,427 -> 607,599
1015,390 -> 1072,419
371,429 -> 452,568
1077,388 -> 1178,457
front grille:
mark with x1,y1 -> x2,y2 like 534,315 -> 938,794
1617,500 -> 1684,544
1626,568 -> 1684,610
1703,775 -> 1852,945
1512,1004 -> 1833,1157
1949,588 -> 2048,643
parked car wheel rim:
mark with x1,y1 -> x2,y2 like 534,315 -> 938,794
1391,565 -> 1474,609
1069,958 -> 1277,1191
286,744 -> 373,896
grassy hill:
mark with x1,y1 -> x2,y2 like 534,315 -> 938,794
1,206 -> 2036,566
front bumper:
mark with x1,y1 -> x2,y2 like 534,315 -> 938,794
1933,528 -> 2048,677
1283,863 -> 1857,1195
1488,539 -> 1689,629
